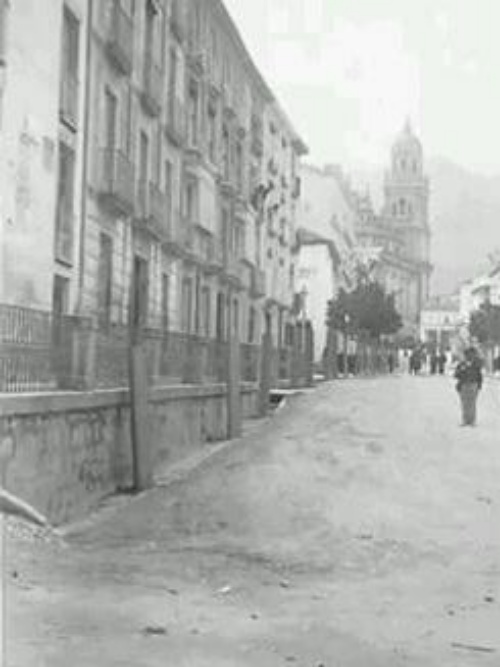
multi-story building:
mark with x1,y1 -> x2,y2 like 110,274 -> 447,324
0,0 -> 89,312
80,0 -> 307,346
295,164 -> 358,361
1,0 -> 307,355
420,294 -> 462,352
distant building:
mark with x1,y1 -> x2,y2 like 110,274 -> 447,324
355,121 -> 432,336
420,294 -> 462,352
295,164 -> 357,361
459,265 -> 500,320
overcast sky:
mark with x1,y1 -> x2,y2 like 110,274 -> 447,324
224,0 -> 500,175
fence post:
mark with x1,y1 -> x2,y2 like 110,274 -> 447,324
305,321 -> 314,387
259,332 -> 272,416
227,334 -> 242,438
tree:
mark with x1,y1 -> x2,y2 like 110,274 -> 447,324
327,278 -> 403,341
469,301 -> 500,345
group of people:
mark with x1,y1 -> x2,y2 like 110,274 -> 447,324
407,347 -> 448,376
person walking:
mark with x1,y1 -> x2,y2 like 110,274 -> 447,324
454,346 -> 483,426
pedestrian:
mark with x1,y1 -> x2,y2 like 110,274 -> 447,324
454,346 -> 483,426
430,352 -> 437,375
438,350 -> 447,375
388,351 -> 395,374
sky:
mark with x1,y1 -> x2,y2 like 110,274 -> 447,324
224,0 -> 500,175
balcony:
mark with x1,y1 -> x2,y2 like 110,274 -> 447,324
98,148 -> 135,215
59,74 -> 79,129
136,180 -> 169,240
105,1 -> 134,76
141,53 -> 162,117
223,250 -> 243,285
165,98 -> 186,147
192,231 -> 222,272
251,266 -> 266,298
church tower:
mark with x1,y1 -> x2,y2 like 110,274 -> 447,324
384,120 -> 432,327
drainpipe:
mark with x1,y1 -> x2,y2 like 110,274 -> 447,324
76,0 -> 94,314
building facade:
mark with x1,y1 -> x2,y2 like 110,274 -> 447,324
0,0 -> 307,350
355,121 -> 432,336
420,294 -> 462,352
295,164 -> 357,361
0,0 -> 89,310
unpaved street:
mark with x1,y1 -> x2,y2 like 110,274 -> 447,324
6,376 -> 500,666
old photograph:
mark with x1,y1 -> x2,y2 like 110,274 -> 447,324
0,0 -> 499,664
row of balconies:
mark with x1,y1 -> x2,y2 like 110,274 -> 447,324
96,148 -> 267,288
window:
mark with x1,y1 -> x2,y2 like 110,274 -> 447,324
216,292 -> 225,340
235,140 -> 243,192
97,233 -> 113,329
168,47 -> 177,121
233,298 -> 239,337
181,278 -> 193,333
188,79 -> 199,147
139,130 -> 149,183
60,6 -> 80,127
399,199 -> 406,216
207,102 -> 217,163
161,273 -> 170,330
132,255 -> 149,330
165,160 -> 173,226
201,287 -> 211,338
55,141 -> 76,265
248,306 -> 256,343
104,87 -> 118,149
222,124 -> 230,180
185,179 -> 198,223
0,0 -> 9,69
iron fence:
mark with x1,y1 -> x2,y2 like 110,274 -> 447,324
0,303 -> 311,394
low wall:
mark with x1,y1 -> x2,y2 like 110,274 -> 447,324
0,383 -> 259,524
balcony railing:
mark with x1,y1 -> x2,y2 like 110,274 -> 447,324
59,74 -> 79,128
165,98 -> 186,147
141,52 -> 162,117
98,148 -> 135,215
106,1 -> 134,75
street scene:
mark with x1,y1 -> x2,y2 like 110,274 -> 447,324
7,376 -> 500,666
2,0 -> 500,664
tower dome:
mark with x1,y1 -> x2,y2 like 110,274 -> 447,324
391,119 -> 423,177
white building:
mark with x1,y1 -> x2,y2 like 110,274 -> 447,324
420,294 -> 463,352
295,164 -> 357,361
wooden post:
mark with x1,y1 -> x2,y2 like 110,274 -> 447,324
259,332 -> 272,416
129,342 -> 152,491
227,334 -> 242,438
305,322 -> 314,387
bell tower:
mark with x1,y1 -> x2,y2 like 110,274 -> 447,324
384,120 -> 432,327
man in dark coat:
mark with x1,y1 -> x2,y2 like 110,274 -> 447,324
454,347 -> 483,426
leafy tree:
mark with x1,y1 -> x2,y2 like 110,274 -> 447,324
469,301 -> 500,345
327,278 -> 402,341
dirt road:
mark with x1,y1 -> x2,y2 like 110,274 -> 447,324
5,376 -> 500,666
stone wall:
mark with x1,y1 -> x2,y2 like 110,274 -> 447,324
0,383 -> 259,524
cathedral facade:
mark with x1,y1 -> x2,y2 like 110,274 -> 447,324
355,122 -> 433,337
